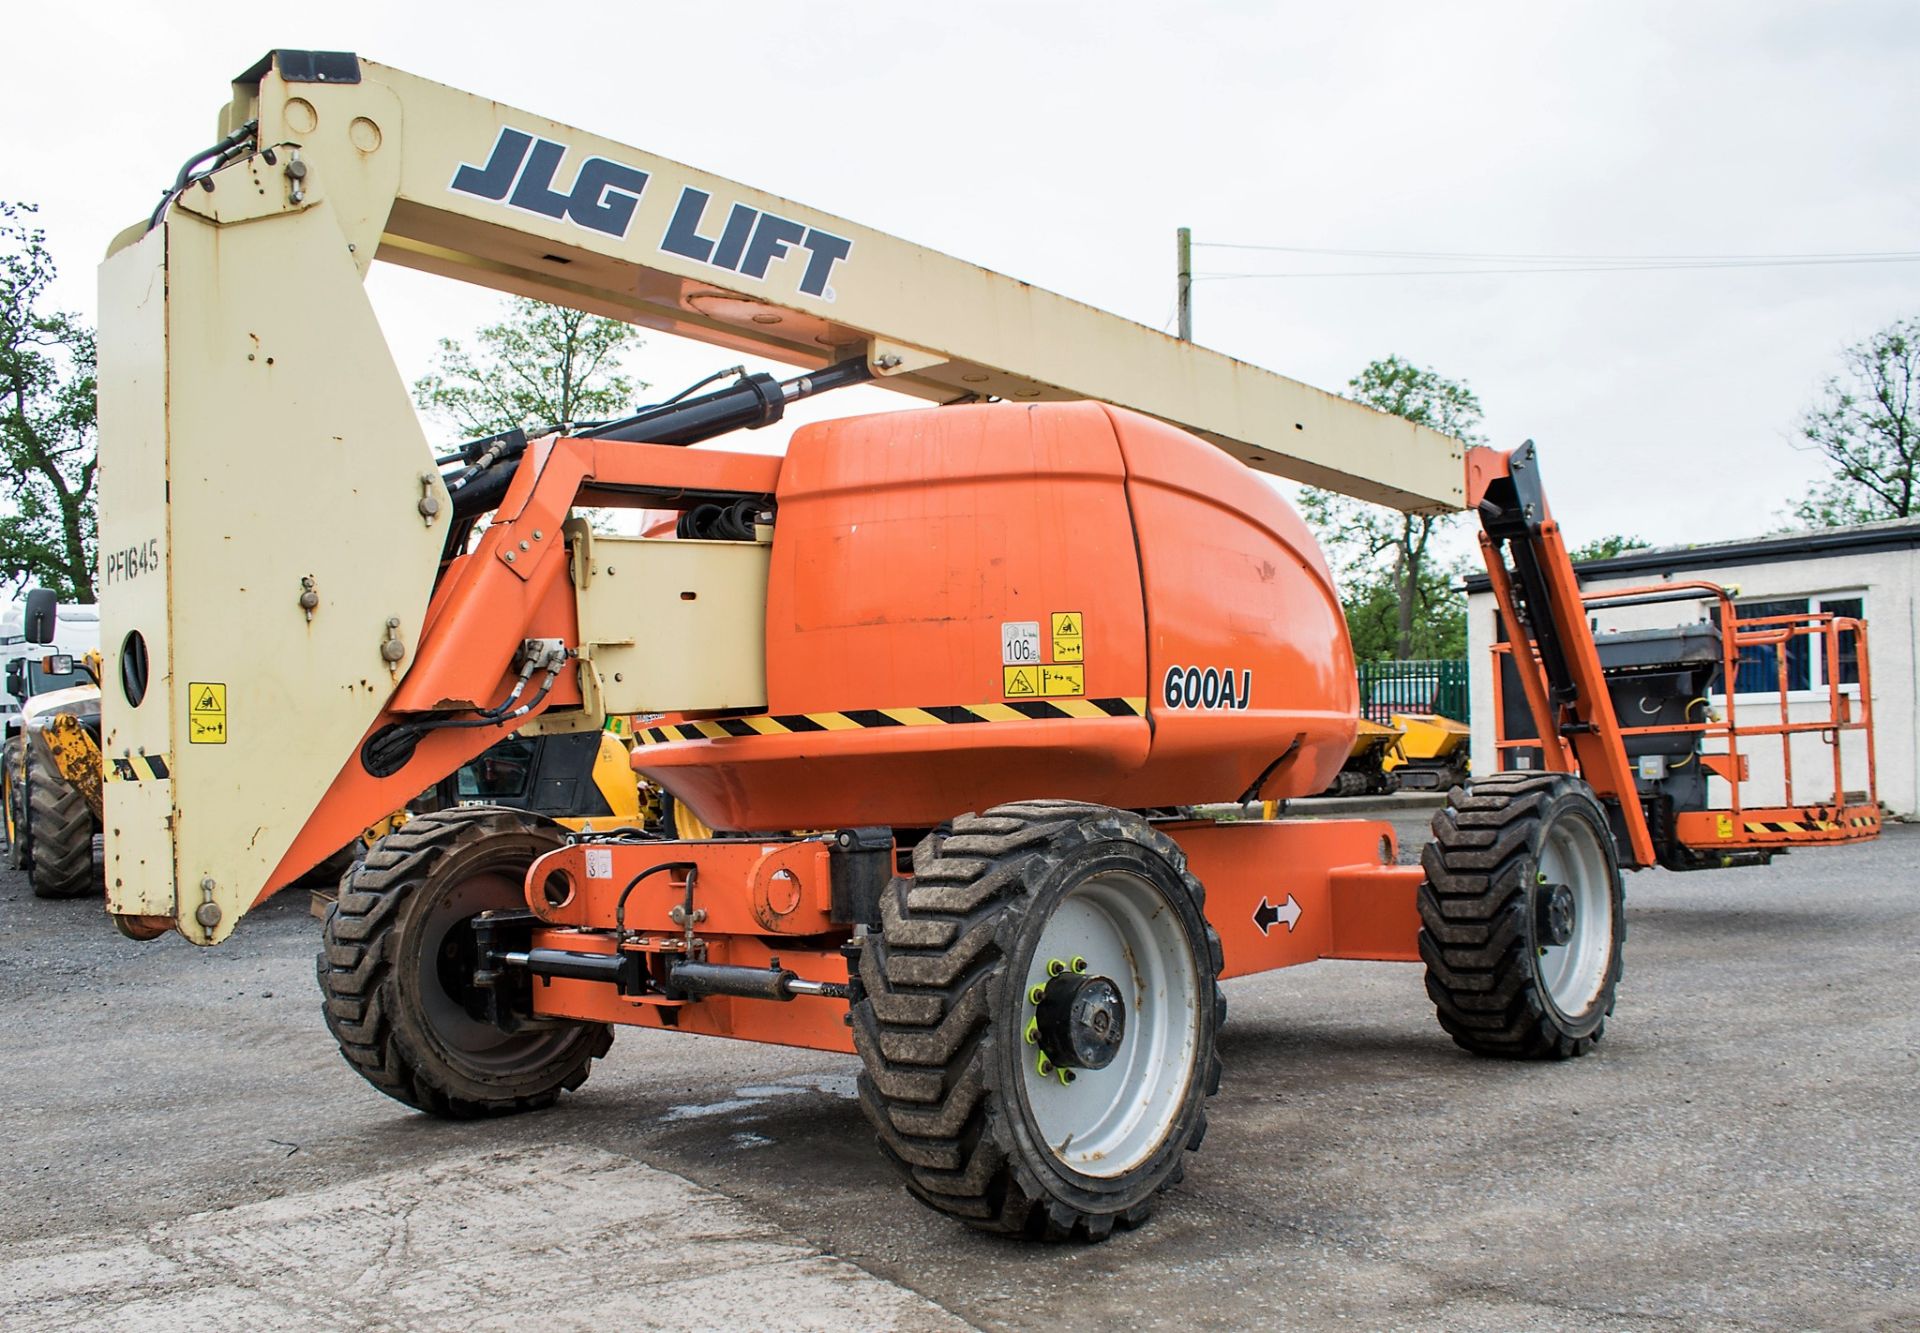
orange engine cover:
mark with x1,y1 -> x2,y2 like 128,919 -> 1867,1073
637,402 -> 1357,829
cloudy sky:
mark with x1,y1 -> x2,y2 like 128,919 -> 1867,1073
6,2 -> 1917,552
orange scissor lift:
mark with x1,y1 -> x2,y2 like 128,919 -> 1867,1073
98,52 -> 1880,1245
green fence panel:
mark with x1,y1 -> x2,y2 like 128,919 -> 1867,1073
1357,658 -> 1469,725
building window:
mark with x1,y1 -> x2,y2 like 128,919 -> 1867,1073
1821,596 -> 1863,686
1715,593 -> 1865,697
1730,598 -> 1811,694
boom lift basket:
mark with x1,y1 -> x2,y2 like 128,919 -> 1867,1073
1492,581 -> 1879,867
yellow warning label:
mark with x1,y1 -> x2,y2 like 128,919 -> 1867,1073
188,681 -> 227,745
1715,813 -> 1733,840
1039,664 -> 1084,697
1050,611 -> 1083,663
1003,666 -> 1039,697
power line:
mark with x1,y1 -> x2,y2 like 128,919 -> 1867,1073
1192,240 -> 1920,263
1195,253 -> 1920,281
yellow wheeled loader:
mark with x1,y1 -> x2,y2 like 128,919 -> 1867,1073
309,725 -> 649,917
2,592 -> 105,898
1319,718 -> 1405,796
1382,712 -> 1471,791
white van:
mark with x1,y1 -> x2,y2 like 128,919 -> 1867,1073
1,601 -> 100,734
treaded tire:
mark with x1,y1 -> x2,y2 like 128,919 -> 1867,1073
852,801 -> 1224,1242
26,740 -> 95,898
317,806 -> 613,1118
1419,772 -> 1625,1059
3,737 -> 29,871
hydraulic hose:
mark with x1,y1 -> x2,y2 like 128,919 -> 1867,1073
441,358 -> 872,527
359,646 -> 569,777
147,121 -> 259,232
579,356 -> 872,445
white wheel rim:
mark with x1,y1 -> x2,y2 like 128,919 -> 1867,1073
1535,817 -> 1614,1017
1022,869 -> 1200,1178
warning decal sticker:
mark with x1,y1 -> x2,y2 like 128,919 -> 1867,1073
1039,664 -> 1084,697
188,682 -> 228,745
1050,611 -> 1083,663
1001,611 -> 1089,699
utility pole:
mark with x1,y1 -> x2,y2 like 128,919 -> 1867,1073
1176,227 -> 1193,342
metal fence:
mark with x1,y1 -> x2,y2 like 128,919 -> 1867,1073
1357,658 -> 1469,725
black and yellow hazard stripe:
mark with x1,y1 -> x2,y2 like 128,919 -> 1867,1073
636,697 -> 1147,746
108,753 -> 171,781
1742,812 -> 1878,835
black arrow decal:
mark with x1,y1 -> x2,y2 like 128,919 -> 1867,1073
1252,894 -> 1302,936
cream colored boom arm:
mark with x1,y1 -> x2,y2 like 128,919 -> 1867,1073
96,50 -> 1459,943
182,51 -> 1463,510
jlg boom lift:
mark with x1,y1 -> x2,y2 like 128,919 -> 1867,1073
97,52 -> 1879,1241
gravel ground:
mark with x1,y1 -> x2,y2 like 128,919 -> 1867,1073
0,811 -> 1915,1330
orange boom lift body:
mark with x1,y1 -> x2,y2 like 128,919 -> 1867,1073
281,399 -> 1426,1058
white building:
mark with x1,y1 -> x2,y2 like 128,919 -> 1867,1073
1466,519 -> 1920,818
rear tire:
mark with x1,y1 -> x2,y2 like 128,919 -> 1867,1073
26,741 -> 95,899
1419,772 -> 1624,1058
317,807 -> 613,1118
853,801 -> 1223,1241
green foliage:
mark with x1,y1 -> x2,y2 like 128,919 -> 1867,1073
412,297 -> 646,439
0,202 -> 97,601
1567,533 -> 1651,563
1791,316 -> 1918,527
1332,554 -> 1469,661
1347,354 -> 1487,444
1299,356 -> 1485,661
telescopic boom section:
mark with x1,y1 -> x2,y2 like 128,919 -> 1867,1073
1467,444 -> 1656,868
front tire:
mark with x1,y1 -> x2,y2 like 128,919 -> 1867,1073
317,807 -> 613,1118
1419,772 -> 1625,1058
3,737 -> 29,871
26,741 -> 95,899
853,801 -> 1223,1241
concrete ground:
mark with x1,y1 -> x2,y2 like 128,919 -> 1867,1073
1,814 -> 1915,1331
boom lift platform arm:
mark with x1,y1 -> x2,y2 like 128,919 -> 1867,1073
1471,444 -> 1879,870
98,51 -> 1875,1243
1469,444 -> 1656,866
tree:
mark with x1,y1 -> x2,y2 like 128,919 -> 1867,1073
1298,356 -> 1486,660
1330,553 -> 1471,661
1790,316 -> 1918,527
413,297 -> 646,439
0,202 -> 97,601
1567,533 -> 1651,563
